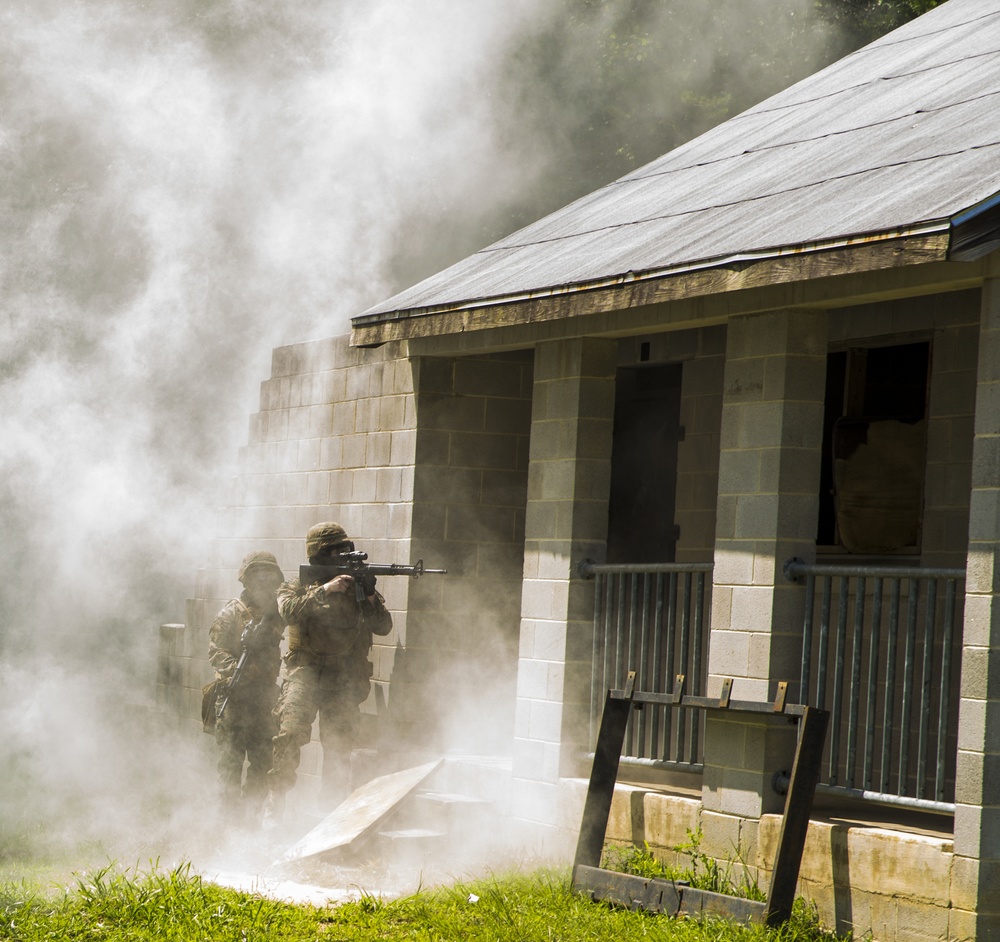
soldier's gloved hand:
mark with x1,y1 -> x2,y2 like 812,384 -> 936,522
323,574 -> 354,595
360,573 -> 377,596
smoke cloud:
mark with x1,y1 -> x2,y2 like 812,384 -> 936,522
0,0 -> 843,883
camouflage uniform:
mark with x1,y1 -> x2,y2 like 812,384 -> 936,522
267,524 -> 392,811
209,553 -> 285,818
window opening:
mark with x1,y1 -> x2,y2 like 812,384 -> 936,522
817,341 -> 930,554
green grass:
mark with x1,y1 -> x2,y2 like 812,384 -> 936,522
603,829 -> 767,902
0,860 -> 846,942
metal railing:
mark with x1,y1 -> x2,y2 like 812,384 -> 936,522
785,559 -> 965,813
582,557 -> 965,812
581,560 -> 713,770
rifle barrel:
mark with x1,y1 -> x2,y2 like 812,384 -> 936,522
299,560 -> 447,584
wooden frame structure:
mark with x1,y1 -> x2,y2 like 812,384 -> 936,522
573,672 -> 829,927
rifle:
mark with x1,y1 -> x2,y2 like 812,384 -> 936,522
300,550 -> 447,603
215,618 -> 271,723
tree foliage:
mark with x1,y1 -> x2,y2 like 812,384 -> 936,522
815,0 -> 947,56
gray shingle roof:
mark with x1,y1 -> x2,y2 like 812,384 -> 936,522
356,0 -> 1000,325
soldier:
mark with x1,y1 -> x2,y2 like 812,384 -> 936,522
263,522 -> 392,830
208,551 -> 286,824
264,523 -> 392,829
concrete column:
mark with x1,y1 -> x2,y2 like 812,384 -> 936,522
703,309 -> 827,854
512,337 -> 617,836
953,275 -> 1000,942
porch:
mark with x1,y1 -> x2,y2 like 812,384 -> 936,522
581,558 -> 965,818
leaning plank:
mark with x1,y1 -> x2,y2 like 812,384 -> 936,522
574,865 -> 684,916
572,673 -> 636,871
677,886 -> 766,924
574,866 -> 766,924
281,759 -> 443,863
764,706 -> 829,926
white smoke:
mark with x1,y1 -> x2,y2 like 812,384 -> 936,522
0,0 -> 843,876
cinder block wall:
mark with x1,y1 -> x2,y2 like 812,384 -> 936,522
385,350 -> 534,757
155,623 -> 215,739
510,337 -> 619,832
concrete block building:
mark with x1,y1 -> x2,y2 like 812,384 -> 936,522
158,1 -> 1000,938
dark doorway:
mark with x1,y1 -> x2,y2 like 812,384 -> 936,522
606,363 -> 683,563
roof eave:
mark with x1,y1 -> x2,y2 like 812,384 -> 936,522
350,224 -> 954,347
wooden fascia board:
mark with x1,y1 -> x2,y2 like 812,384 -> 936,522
350,232 -> 952,347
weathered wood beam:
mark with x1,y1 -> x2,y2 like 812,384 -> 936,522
351,233 -> 962,348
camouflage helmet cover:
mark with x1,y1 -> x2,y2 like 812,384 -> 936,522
306,521 -> 352,557
238,550 -> 283,583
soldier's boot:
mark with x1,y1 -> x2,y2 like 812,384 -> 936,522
262,790 -> 285,833
243,780 -> 268,827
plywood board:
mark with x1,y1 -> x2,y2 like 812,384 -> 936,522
282,759 -> 443,863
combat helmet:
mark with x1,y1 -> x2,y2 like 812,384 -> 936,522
306,522 -> 354,558
238,550 -> 283,583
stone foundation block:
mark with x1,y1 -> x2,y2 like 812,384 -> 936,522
642,792 -> 701,851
